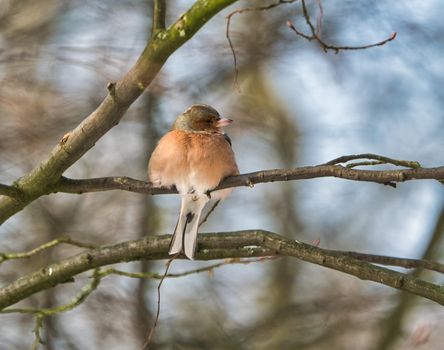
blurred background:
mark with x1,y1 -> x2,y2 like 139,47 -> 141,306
1,0 -> 444,349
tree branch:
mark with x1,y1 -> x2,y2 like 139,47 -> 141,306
52,163 -> 444,196
328,251 -> 444,274
1,230 -> 444,310
0,236 -> 98,265
287,0 -> 397,53
225,0 -> 297,89
1,268 -> 101,316
32,314 -> 44,350
0,0 -> 239,225
151,0 -> 166,36
3,268 -> 101,348
322,153 -> 421,168
0,183 -> 24,199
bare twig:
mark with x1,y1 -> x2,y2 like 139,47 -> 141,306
143,253 -> 179,350
98,256 -> 277,280
315,0 -> 323,36
225,0 -> 297,90
345,161 -> 386,168
0,236 -> 98,265
1,268 -> 101,316
152,0 -> 166,36
287,0 -> 396,53
322,153 -> 421,168
31,314 -> 45,350
301,0 -> 316,35
225,14 -> 241,92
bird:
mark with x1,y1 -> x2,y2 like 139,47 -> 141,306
148,104 -> 239,260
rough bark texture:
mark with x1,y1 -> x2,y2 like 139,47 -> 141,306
1,230 -> 443,310
50,165 -> 444,196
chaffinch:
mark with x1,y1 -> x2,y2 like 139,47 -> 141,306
148,104 -> 239,260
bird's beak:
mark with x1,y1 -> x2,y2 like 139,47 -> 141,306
216,118 -> 233,127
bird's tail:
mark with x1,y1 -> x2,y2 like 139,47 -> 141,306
169,193 -> 209,260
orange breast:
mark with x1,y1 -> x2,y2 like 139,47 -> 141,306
148,130 -> 238,196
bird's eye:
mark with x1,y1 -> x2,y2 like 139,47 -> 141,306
206,119 -> 212,124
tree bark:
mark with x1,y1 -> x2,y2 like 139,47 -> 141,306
1,230 -> 443,310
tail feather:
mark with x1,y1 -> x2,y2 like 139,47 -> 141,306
168,215 -> 185,256
169,194 -> 209,259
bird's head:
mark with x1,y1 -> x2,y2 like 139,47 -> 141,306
172,104 -> 233,132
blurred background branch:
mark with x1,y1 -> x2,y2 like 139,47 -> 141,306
286,0 -> 397,53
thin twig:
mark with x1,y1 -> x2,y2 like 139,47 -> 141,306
31,314 -> 45,350
225,14 -> 241,92
151,0 -> 166,36
98,256 -> 277,280
322,153 -> 421,168
287,0 -> 397,53
225,0 -> 297,90
301,0 -> 316,36
0,236 -> 98,265
345,161 -> 386,168
143,253 -> 180,350
315,0 -> 323,36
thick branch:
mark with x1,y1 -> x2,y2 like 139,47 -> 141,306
52,164 -> 444,196
0,0 -> 238,225
1,230 -> 443,310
